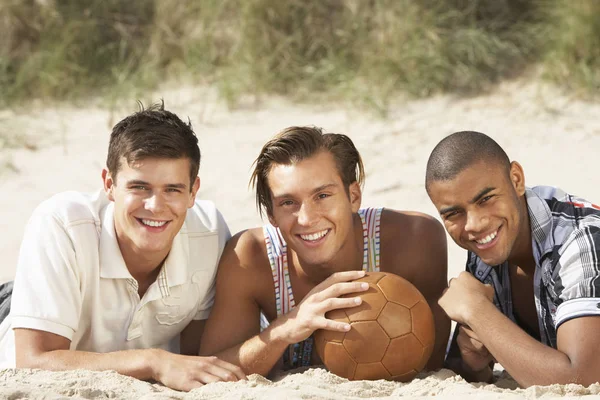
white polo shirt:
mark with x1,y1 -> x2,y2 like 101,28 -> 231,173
0,190 -> 230,368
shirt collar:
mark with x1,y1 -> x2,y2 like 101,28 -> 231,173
99,202 -> 189,297
525,187 -> 555,262
99,202 -> 132,280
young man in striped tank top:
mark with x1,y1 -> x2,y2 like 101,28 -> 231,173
200,126 -> 450,376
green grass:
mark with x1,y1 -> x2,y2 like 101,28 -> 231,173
0,0 -> 598,110
539,0 -> 600,96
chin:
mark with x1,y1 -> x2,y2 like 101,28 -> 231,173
479,254 -> 508,267
134,241 -> 165,253
303,254 -> 333,266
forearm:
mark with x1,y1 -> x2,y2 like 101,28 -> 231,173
18,348 -> 160,381
467,302 -> 576,387
213,318 -> 292,376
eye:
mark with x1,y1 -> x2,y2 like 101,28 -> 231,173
132,185 -> 148,190
480,195 -> 493,203
280,200 -> 295,207
317,193 -> 330,200
443,210 -> 460,220
166,188 -> 182,193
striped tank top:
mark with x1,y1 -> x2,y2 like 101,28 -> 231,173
262,207 -> 383,369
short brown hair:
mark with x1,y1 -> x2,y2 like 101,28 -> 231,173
251,126 -> 365,217
106,101 -> 200,188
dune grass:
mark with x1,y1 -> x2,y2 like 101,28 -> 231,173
0,0 -> 598,110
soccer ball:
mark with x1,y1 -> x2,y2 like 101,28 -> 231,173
313,271 -> 435,381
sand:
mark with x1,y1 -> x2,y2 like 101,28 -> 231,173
1,78 -> 600,398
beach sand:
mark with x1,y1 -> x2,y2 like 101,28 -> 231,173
1,78 -> 600,398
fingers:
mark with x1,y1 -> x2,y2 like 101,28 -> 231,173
182,356 -> 246,391
200,359 -> 243,383
458,325 -> 478,339
457,326 -> 488,354
314,281 -> 369,302
314,316 -> 352,332
320,296 -> 363,313
316,270 -> 366,291
212,357 -> 247,381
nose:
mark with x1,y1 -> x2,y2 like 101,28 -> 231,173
296,202 -> 318,227
144,192 -> 165,213
464,209 -> 488,233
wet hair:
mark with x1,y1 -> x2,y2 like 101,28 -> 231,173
106,100 -> 200,188
425,131 -> 510,193
251,126 -> 365,217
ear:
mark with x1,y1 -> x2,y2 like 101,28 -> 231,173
348,182 -> 362,213
187,176 -> 200,208
102,169 -> 116,202
509,161 -> 526,196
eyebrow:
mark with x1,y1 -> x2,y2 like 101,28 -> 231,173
439,187 -> 495,215
471,187 -> 495,203
272,183 -> 338,200
126,180 -> 188,190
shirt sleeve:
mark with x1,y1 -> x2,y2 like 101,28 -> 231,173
192,208 -> 230,320
10,208 -> 82,340
554,226 -> 600,328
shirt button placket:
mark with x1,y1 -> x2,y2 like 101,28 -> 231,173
126,279 -> 142,341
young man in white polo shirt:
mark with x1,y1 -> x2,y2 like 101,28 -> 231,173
0,103 -> 245,391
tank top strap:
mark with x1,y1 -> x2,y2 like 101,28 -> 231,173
358,207 -> 383,272
263,224 -> 295,317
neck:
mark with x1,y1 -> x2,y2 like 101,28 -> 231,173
117,240 -> 169,285
292,213 -> 364,284
507,195 -> 536,274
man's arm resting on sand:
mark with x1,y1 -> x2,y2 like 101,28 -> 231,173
204,311 -> 300,376
198,230 -> 289,376
463,301 -> 600,387
202,270 -> 368,375
440,272 -> 600,387
15,327 -> 244,391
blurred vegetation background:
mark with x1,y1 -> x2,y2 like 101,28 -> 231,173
0,0 -> 599,110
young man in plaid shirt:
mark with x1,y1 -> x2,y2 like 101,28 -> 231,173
426,130 -> 600,387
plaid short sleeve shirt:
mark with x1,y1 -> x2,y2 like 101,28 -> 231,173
464,186 -> 600,348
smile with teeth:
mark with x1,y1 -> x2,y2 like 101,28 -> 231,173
475,230 -> 498,245
140,219 -> 168,227
299,229 -> 329,241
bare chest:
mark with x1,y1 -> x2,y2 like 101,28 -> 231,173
509,266 -> 540,339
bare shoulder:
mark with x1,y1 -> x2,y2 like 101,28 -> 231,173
380,208 -> 445,244
221,227 -> 268,270
379,208 -> 447,285
216,227 -> 274,307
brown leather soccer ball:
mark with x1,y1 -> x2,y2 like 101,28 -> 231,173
313,271 -> 435,381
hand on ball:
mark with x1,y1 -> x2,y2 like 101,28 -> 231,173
283,270 -> 369,344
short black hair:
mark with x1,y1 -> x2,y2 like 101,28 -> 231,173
425,131 -> 510,193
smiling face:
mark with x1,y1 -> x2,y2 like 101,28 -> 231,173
427,160 -> 529,266
103,157 -> 199,265
267,151 -> 361,267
